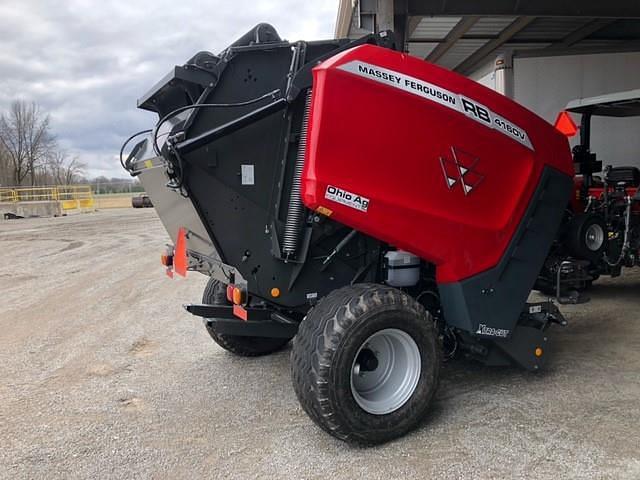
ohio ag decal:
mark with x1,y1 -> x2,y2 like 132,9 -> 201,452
338,61 -> 534,151
325,185 -> 369,212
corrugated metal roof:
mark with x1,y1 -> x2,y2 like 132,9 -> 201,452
577,39 -> 631,48
437,39 -> 488,69
407,42 -> 439,59
500,42 -> 552,51
592,19 -> 640,40
339,2 -> 640,75
512,17 -> 592,41
492,42 -> 552,59
465,17 -> 517,37
412,16 -> 462,40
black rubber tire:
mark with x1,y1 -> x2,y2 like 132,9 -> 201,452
566,214 -> 606,261
291,283 -> 441,445
202,278 -> 290,357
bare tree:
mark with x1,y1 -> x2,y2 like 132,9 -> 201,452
0,100 -> 55,185
47,150 -> 86,185
0,141 -> 10,186
46,150 -> 65,184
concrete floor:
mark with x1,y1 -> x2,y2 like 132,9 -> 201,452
1,209 -> 639,479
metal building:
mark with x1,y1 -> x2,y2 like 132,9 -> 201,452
335,0 -> 640,167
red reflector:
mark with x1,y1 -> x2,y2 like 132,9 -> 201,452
174,227 -> 188,277
233,304 -> 248,321
226,285 -> 234,302
554,111 -> 578,137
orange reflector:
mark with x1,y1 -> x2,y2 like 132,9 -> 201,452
554,111 -> 578,137
232,287 -> 244,305
315,205 -> 333,217
270,287 -> 281,298
233,304 -> 248,321
174,227 -> 188,277
535,347 -> 543,358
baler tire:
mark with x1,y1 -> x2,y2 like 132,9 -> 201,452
291,283 -> 440,445
202,279 -> 290,357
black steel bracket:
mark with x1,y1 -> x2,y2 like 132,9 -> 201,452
183,303 -> 299,339
173,98 -> 288,155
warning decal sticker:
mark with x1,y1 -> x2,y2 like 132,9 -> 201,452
337,60 -> 534,151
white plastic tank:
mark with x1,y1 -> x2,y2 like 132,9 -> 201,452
384,250 -> 420,287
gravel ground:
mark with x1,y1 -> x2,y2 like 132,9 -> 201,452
1,209 -> 639,479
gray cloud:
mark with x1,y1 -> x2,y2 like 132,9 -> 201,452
0,0 -> 338,178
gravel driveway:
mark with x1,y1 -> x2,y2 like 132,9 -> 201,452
1,209 -> 639,479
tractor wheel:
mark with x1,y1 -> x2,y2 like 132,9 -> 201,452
291,283 -> 440,445
202,278 -> 290,357
567,214 -> 606,261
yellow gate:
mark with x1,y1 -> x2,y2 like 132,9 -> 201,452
0,185 -> 95,210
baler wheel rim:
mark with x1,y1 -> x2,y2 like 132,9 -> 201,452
350,328 -> 421,415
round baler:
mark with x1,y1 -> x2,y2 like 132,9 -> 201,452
123,24 -> 574,444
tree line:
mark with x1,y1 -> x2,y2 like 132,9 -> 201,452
0,100 -> 88,187
89,177 -> 144,194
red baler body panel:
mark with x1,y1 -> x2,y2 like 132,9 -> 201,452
302,44 -> 573,283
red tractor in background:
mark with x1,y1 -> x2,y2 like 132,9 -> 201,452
535,91 -> 640,298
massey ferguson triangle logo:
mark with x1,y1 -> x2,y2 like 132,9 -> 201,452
440,146 -> 484,195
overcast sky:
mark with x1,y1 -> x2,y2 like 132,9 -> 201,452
0,0 -> 339,178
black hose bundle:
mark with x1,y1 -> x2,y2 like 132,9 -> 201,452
119,89 -> 281,197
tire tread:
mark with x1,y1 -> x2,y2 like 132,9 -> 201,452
291,283 -> 440,444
